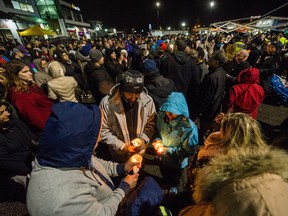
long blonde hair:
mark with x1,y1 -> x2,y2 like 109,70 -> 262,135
219,112 -> 268,153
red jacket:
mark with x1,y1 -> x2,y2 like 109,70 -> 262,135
8,85 -> 53,130
227,68 -> 264,119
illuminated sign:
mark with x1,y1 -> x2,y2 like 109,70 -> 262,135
71,4 -> 81,11
255,19 -> 274,28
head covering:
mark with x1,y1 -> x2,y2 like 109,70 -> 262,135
160,92 -> 189,118
89,49 -> 103,62
159,42 -> 167,51
37,102 -> 102,168
12,48 -> 21,54
269,42 -> 280,50
80,43 -> 92,56
143,59 -> 158,74
47,61 -> 66,78
120,70 -> 144,93
105,48 -> 115,58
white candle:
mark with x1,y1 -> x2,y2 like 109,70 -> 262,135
154,142 -> 164,153
130,154 -> 143,163
130,154 -> 143,173
131,140 -> 140,148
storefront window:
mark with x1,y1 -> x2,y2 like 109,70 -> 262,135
73,12 -> 82,22
7,0 -> 34,12
62,8 -> 72,20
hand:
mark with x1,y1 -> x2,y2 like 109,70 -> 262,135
155,146 -> 168,156
214,112 -> 225,125
152,139 -> 166,156
124,156 -> 141,173
123,173 -> 139,189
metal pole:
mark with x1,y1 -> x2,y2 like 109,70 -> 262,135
157,9 -> 159,29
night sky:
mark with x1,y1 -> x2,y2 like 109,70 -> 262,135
65,0 -> 288,31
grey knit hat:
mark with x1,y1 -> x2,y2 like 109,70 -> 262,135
89,49 -> 102,62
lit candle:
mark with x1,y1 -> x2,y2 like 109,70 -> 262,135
130,154 -> 143,163
157,145 -> 164,153
153,141 -> 164,153
130,154 -> 143,173
131,140 -> 140,148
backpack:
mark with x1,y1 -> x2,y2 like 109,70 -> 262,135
270,74 -> 288,103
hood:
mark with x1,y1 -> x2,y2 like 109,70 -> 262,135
159,92 -> 189,118
33,58 -> 46,73
75,50 -> 90,62
174,51 -> 190,64
47,61 -> 66,78
237,67 -> 260,84
37,102 -> 102,168
193,148 -> 288,203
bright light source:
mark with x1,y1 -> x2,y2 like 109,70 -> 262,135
210,1 -> 215,7
167,27 -> 171,30
96,27 -> 99,31
181,22 -> 186,27
156,2 -> 160,7
104,29 -> 108,32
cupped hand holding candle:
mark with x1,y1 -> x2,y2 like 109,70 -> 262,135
152,139 -> 167,155
130,154 -> 143,173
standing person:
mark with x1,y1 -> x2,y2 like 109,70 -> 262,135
84,49 -> 114,105
104,48 -> 125,81
26,102 -> 139,216
196,50 -> 227,139
225,49 -> 251,90
142,58 -> 176,111
152,92 -> 198,193
4,62 -> 53,133
100,70 -> 157,162
179,112 -> 288,216
164,39 -> 200,97
224,67 -> 265,119
256,42 -> 281,92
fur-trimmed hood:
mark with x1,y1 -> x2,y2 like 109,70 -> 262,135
193,147 -> 288,203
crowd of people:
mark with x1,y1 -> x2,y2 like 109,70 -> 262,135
0,30 -> 288,215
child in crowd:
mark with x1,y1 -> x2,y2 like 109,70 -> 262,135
152,92 -> 198,193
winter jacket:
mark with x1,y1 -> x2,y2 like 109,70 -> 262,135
27,102 -> 130,216
48,77 -> 78,102
100,85 -> 156,162
144,71 -> 176,111
198,67 -> 226,121
47,61 -> 78,102
157,92 -> 198,169
180,148 -> 288,216
0,118 -> 34,175
8,85 -> 53,132
226,67 -> 264,119
84,62 -> 114,105
165,51 -> 200,96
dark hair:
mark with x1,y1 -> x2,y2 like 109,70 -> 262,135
175,39 -> 187,52
211,50 -> 227,66
196,47 -> 205,59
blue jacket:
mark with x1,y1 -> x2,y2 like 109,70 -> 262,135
157,92 -> 198,169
